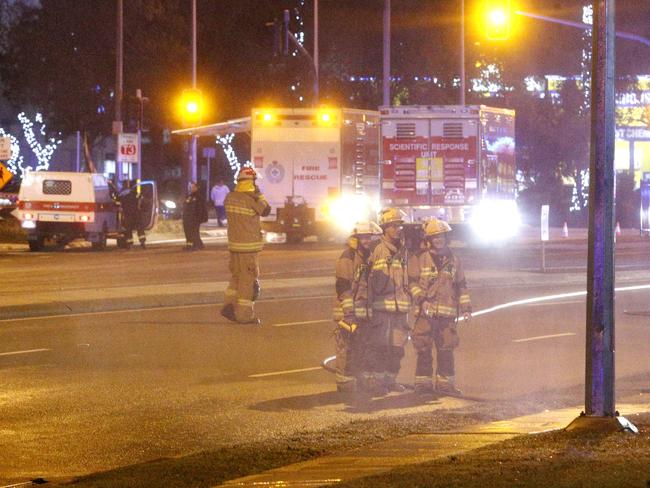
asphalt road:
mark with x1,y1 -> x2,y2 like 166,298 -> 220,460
1,240 -> 650,483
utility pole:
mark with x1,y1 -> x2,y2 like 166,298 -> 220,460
314,0 -> 319,105
566,0 -> 637,434
190,0 -> 198,186
383,0 -> 391,107
460,0 -> 466,105
115,0 -> 124,182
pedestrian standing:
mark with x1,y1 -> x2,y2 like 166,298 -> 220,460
221,167 -> 270,325
357,208 -> 411,396
182,181 -> 208,250
119,180 -> 146,249
333,221 -> 382,394
210,179 -> 230,227
408,218 -> 471,395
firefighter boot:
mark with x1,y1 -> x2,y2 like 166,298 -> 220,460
414,376 -> 435,395
360,373 -> 388,397
383,372 -> 406,393
435,374 -> 462,396
220,303 -> 236,322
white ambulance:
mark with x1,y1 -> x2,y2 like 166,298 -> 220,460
15,171 -> 157,251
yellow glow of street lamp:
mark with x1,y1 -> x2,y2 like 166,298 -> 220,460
186,100 -> 199,114
483,0 -> 513,40
488,9 -> 507,26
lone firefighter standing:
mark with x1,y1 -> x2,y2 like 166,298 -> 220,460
357,208 -> 411,396
408,218 -> 471,395
221,167 -> 271,325
333,221 -> 382,393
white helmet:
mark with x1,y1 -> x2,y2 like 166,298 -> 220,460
352,221 -> 382,236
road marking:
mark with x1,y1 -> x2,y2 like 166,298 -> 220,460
0,348 -> 50,357
512,333 -> 576,343
522,299 -> 583,307
273,319 -> 330,327
249,366 -> 323,378
0,295 -> 332,323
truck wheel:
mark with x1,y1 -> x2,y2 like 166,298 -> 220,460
28,236 -> 45,252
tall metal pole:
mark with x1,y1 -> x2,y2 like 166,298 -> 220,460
460,0 -> 466,105
115,0 -> 123,182
585,0 -> 616,419
383,0 -> 391,107
314,0 -> 319,105
567,0 -> 636,433
191,0 -> 198,185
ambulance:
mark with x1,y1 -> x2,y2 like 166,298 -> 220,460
379,105 -> 518,242
15,171 -> 157,251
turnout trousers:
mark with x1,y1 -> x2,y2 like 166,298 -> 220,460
361,311 -> 409,388
334,320 -> 369,391
224,251 -> 259,322
412,316 -> 459,386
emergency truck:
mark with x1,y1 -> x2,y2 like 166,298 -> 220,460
251,107 -> 380,242
15,171 -> 157,251
379,105 -> 518,242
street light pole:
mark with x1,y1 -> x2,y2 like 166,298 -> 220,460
190,0 -> 198,186
115,0 -> 124,182
383,0 -> 391,107
314,0 -> 319,104
566,0 -> 637,434
460,0 -> 466,105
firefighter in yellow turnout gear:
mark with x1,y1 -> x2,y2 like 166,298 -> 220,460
333,221 -> 382,393
357,208 -> 411,396
408,218 -> 471,395
221,167 -> 271,325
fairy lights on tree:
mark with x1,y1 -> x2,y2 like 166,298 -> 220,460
216,133 -> 250,183
0,112 -> 62,179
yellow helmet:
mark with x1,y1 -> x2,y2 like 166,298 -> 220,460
424,217 -> 452,236
237,167 -> 259,181
352,221 -> 382,236
378,207 -> 406,227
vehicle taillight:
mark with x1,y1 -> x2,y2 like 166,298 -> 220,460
80,215 -> 90,222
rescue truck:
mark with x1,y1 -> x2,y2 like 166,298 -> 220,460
379,105 -> 518,242
251,107 -> 380,243
15,171 -> 157,251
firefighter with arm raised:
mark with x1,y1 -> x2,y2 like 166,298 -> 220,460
220,167 -> 271,325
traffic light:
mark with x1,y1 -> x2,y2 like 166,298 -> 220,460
179,88 -> 204,126
484,0 -> 512,41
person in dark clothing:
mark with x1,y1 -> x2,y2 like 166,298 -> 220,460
119,180 -> 147,249
182,181 -> 208,250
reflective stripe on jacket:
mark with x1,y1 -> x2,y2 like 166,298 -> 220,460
225,191 -> 271,252
359,235 -> 410,314
407,248 -> 471,318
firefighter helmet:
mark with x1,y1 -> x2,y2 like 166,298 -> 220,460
352,221 -> 382,236
237,167 -> 259,181
423,218 -> 452,236
378,207 -> 405,227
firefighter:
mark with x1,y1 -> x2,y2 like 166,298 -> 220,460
407,218 -> 471,395
220,167 -> 271,325
357,207 -> 411,396
333,220 -> 382,393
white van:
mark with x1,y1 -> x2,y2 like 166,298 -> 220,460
15,171 -> 157,251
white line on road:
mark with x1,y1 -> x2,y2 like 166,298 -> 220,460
0,295 -> 332,324
249,366 -> 323,378
273,319 -> 331,327
0,348 -> 50,357
512,333 -> 576,343
521,299 -> 583,307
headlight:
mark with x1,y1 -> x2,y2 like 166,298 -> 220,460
22,220 -> 36,229
325,194 -> 376,233
469,199 -> 520,243
163,200 -> 177,210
